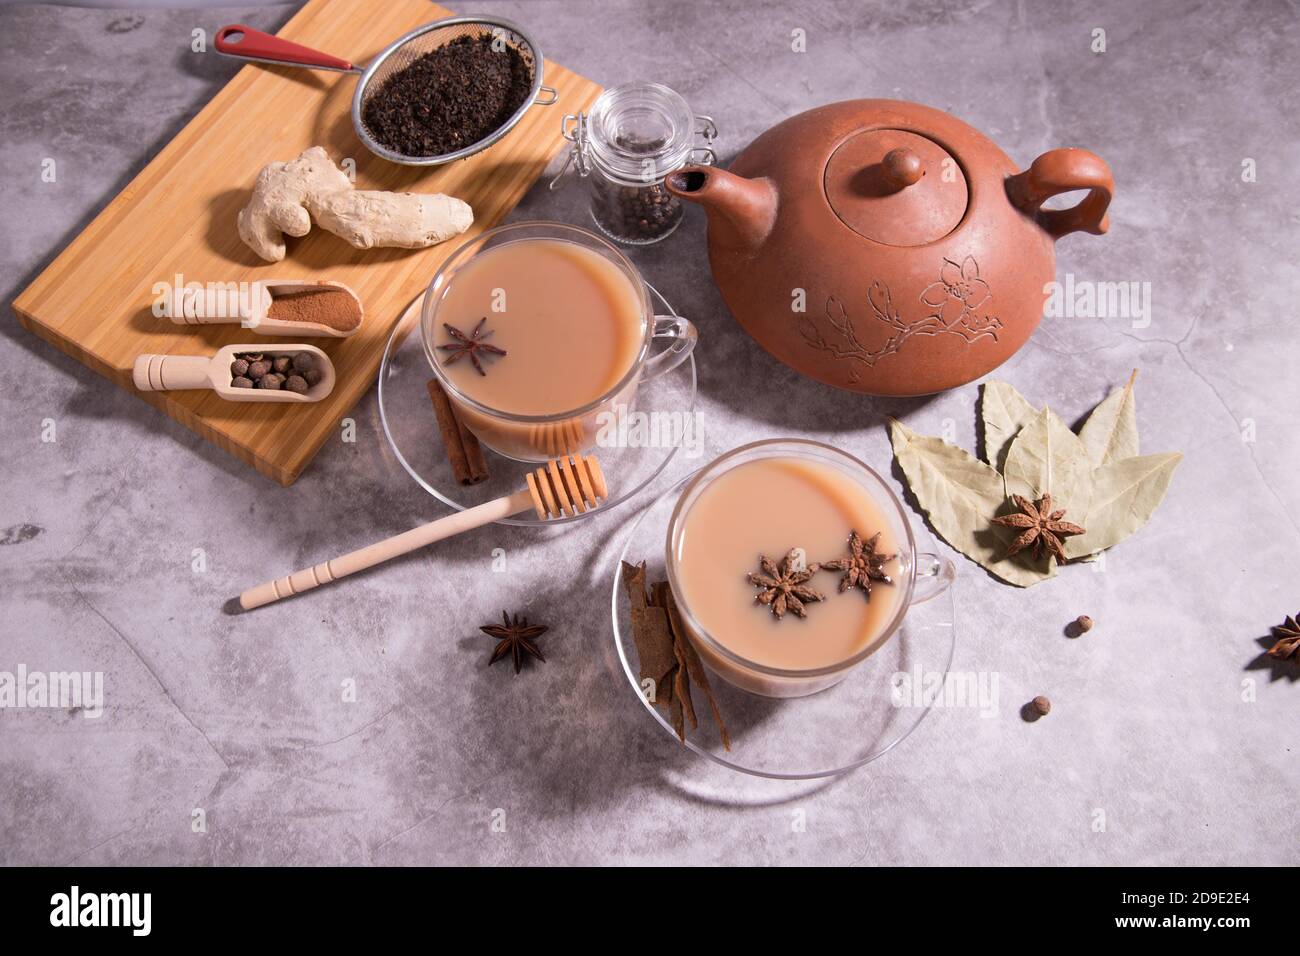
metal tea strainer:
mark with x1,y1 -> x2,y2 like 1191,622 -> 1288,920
215,15 -> 557,166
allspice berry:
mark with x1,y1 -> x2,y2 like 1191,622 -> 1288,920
231,350 -> 320,393
1031,695 -> 1051,717
1076,615 -> 1094,632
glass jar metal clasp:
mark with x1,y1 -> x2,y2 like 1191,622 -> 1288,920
548,112 -> 591,188
549,111 -> 719,189
686,114 -> 719,167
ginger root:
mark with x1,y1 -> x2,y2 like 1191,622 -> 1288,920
237,146 -> 474,262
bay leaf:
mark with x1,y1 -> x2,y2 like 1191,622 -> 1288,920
1063,452 -> 1182,558
980,380 -> 1038,470
1002,406 -> 1094,519
889,419 -> 1053,587
1078,369 -> 1139,465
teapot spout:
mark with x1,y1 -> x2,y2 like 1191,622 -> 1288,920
664,166 -> 776,254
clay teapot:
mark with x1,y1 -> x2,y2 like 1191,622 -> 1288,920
664,99 -> 1113,396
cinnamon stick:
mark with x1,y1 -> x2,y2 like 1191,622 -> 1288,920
458,418 -> 489,484
663,587 -> 730,752
654,582 -> 697,733
621,562 -> 677,715
426,379 -> 489,485
617,574 -> 729,751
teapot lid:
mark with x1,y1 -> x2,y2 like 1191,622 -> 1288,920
824,129 -> 968,246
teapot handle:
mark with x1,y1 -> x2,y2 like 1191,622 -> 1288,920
1007,148 -> 1113,239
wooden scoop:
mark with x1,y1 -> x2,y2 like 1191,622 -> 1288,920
132,343 -> 335,403
162,279 -> 361,337
238,454 -> 608,610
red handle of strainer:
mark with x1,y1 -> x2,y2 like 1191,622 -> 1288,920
215,24 -> 355,72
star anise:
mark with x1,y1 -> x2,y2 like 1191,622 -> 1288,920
820,530 -> 895,601
747,548 -> 825,620
479,611 -> 547,673
990,493 -> 1086,563
1269,613 -> 1300,662
438,317 -> 506,376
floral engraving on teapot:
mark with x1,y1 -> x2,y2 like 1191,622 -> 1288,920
799,255 -> 1003,383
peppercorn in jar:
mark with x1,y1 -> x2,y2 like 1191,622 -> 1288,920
551,82 -> 716,245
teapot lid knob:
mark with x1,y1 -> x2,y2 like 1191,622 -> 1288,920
825,128 -> 967,246
881,147 -> 924,188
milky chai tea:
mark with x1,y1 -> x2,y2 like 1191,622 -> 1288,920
670,454 -> 906,697
431,237 -> 646,459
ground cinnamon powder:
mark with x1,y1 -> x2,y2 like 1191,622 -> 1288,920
267,288 -> 362,332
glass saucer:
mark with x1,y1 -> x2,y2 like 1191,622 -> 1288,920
377,283 -> 695,526
610,470 -> 957,779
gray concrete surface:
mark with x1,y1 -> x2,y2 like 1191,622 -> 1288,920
1,1 -> 1296,866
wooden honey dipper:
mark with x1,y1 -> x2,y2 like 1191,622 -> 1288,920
238,454 -> 607,611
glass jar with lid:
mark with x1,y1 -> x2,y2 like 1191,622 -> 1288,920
552,82 -> 716,245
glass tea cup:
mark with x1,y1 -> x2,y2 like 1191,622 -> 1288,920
421,221 -> 697,461
664,439 -> 955,698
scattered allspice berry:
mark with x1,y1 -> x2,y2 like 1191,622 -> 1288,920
1031,695 -> 1052,717
1066,613 -> 1095,638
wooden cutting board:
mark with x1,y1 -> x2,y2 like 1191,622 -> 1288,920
11,0 -> 602,485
